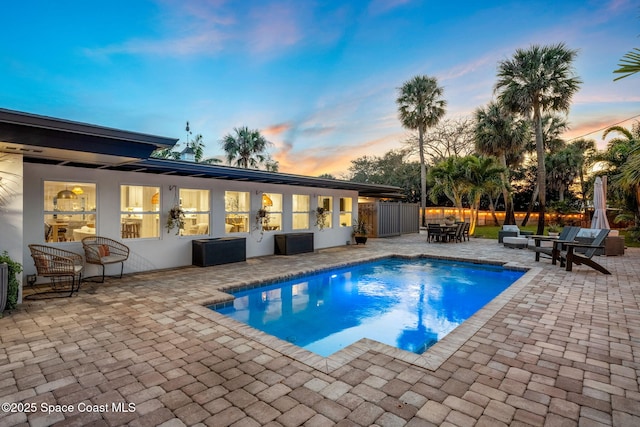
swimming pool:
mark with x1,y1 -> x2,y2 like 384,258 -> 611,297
212,257 -> 524,357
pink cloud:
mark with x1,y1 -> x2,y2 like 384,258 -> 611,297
262,122 -> 292,136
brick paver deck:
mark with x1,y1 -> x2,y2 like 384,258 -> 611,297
1,233 -> 639,426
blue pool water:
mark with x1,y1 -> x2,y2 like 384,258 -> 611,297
212,257 -> 524,357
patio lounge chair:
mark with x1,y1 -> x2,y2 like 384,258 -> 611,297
82,236 -> 130,282
529,226 -> 581,262
498,225 -> 533,243
557,229 -> 611,274
28,244 -> 84,297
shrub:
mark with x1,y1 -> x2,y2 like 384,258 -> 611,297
0,251 -> 22,313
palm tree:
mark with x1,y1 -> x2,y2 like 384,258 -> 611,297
568,138 -> 596,223
598,122 -> 640,221
474,101 -> 530,224
428,156 -> 469,218
545,147 -> 579,202
520,113 -> 569,226
463,155 -> 506,235
614,47 -> 640,81
397,75 -> 447,225
495,43 -> 581,235
221,126 -> 270,169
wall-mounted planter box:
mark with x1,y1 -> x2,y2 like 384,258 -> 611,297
274,233 -> 314,255
192,237 -> 246,267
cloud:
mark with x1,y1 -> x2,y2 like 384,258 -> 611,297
262,122 -> 292,136
83,1 -> 345,59
274,132 -> 403,176
367,0 -> 412,16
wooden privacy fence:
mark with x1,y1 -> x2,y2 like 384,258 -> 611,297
360,202 -> 420,237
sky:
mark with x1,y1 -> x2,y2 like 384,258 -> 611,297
1,0 -> 639,178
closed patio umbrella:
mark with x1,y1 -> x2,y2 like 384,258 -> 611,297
591,176 -> 610,229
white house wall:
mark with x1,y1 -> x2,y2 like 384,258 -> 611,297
23,162 -> 357,281
0,153 -> 24,299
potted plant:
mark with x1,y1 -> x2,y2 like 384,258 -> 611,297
444,215 -> 457,226
352,216 -> 370,245
0,251 -> 22,317
253,208 -> 270,242
547,223 -> 560,237
166,204 -> 185,234
315,206 -> 329,230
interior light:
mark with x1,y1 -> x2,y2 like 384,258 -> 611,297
71,186 -> 83,195
56,188 -> 77,199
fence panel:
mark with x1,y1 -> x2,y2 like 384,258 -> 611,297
400,203 -> 420,234
372,202 -> 419,237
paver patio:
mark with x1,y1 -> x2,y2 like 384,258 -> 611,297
1,233 -> 639,426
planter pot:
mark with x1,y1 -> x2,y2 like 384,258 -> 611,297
0,263 -> 7,314
354,235 -> 368,245
444,220 -> 455,226
548,232 -> 559,237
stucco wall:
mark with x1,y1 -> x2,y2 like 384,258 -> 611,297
23,162 -> 357,282
0,153 -> 24,300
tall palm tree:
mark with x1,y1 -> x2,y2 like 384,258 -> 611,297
495,43 -> 581,235
397,75 -> 447,225
221,127 -> 270,169
474,101 -> 530,224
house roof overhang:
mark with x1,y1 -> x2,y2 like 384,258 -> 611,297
0,108 -> 178,166
0,108 -> 404,198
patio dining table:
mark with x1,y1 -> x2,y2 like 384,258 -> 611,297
431,224 -> 459,243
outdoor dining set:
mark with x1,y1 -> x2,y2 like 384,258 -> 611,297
426,222 -> 470,243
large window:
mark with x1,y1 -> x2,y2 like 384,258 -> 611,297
261,193 -> 282,231
44,181 -> 96,242
180,188 -> 210,236
339,197 -> 353,228
120,185 -> 160,239
225,191 -> 249,233
318,196 -> 333,229
292,194 -> 310,230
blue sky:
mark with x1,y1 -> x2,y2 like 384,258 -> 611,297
1,0 -> 639,176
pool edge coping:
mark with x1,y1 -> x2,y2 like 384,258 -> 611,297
187,255 -> 542,373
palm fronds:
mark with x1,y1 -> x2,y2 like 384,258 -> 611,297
614,48 -> 640,81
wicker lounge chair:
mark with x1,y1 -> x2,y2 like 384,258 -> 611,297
28,244 -> 84,297
82,236 -> 130,282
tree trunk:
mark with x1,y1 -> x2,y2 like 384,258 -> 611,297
521,183 -> 539,227
534,106 -> 546,235
500,153 -> 516,225
419,126 -> 427,226
488,195 -> 500,226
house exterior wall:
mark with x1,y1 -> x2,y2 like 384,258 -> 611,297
0,153 -> 24,299
23,162 -> 358,283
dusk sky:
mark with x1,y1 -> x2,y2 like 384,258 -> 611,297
2,0 -> 639,177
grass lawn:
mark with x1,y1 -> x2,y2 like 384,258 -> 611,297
473,225 -> 640,248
